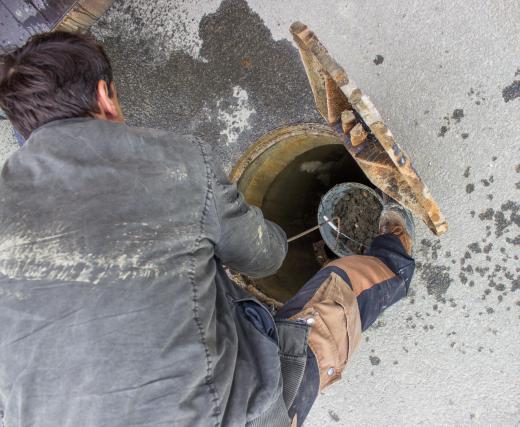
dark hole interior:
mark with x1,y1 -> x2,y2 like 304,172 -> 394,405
256,144 -> 373,302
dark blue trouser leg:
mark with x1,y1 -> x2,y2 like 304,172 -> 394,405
364,234 -> 415,291
276,234 -> 415,426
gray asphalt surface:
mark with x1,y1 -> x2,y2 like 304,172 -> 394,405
1,1 -> 519,425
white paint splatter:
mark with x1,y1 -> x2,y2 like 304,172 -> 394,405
257,225 -> 264,241
91,0 -> 221,62
0,287 -> 26,301
169,165 -> 188,181
0,220 -> 201,284
217,86 -> 255,145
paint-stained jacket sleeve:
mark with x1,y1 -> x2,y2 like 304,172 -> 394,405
207,150 -> 288,279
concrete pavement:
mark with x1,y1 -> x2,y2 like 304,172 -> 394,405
1,1 -> 519,425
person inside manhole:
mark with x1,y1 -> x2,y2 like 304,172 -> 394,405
0,32 -> 415,427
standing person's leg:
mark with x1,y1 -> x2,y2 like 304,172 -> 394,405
276,197 -> 415,426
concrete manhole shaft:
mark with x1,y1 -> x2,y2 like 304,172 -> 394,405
230,123 -> 376,303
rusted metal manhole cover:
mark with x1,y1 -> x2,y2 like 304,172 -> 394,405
290,22 -> 448,236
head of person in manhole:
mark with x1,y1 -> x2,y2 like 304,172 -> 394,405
0,31 -> 416,427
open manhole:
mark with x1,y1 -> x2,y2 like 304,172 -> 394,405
230,123 -> 377,303
229,23 -> 448,306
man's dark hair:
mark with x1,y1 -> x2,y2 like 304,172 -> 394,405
0,31 -> 113,139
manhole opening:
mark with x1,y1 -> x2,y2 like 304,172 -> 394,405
232,124 -> 375,303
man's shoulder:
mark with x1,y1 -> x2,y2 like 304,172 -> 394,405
123,123 -> 211,168
125,122 -> 197,145
26,117 -> 210,165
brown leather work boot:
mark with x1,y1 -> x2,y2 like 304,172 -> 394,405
378,194 -> 415,255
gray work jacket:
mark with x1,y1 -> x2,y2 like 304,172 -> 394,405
0,118 -> 307,427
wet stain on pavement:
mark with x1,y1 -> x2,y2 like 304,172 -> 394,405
479,208 -> 494,221
328,410 -> 340,422
417,262 -> 453,301
369,355 -> 381,365
416,239 -> 454,302
418,188 -> 520,310
373,54 -> 384,65
438,109 -> 464,137
467,87 -> 486,105
502,80 -> 520,103
506,235 -> 520,245
94,0 -> 321,171
461,198 -> 520,303
451,109 -> 464,123
480,176 -> 494,187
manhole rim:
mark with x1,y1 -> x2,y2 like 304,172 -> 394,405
229,123 -> 342,183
